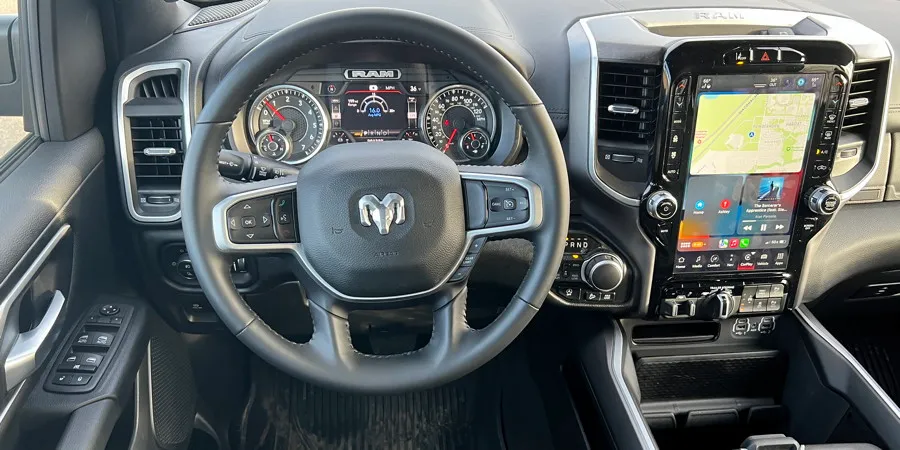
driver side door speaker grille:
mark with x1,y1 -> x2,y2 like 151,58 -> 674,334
596,64 -> 661,148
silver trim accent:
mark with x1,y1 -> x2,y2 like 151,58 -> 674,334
795,306 -> 900,420
0,383 -> 23,429
610,321 -> 658,449
579,20 -> 641,207
142,147 -> 176,157
343,69 -> 402,80
358,193 -> 406,235
114,60 -> 191,223
421,84 -> 498,149
4,290 -> 65,391
847,97 -> 870,109
608,104 -> 640,115
246,84 -> 331,165
211,172 -> 542,302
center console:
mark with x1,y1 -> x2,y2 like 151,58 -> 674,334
639,40 -> 854,320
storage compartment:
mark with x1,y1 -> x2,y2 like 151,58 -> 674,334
631,321 -> 719,344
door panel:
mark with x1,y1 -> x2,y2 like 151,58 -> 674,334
0,128 -> 110,442
0,15 -> 23,117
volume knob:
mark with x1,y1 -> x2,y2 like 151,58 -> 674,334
647,191 -> 678,221
581,252 -> 626,292
807,186 -> 841,216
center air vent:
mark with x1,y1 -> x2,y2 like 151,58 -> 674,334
596,64 -> 662,148
842,62 -> 886,137
116,61 -> 190,223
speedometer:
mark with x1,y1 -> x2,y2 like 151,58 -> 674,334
247,85 -> 330,164
422,85 -> 496,161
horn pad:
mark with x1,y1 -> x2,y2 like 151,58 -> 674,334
295,141 -> 467,299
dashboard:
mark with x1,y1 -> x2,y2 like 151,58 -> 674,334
110,0 -> 900,332
228,63 -> 523,166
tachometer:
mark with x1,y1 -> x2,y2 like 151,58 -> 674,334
247,85 -> 329,164
422,85 -> 496,161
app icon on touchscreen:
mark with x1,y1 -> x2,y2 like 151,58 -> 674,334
758,177 -> 785,202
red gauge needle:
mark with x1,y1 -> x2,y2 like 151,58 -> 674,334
263,100 -> 285,121
268,134 -> 275,142
443,128 -> 458,152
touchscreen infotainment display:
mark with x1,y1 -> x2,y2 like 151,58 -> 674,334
674,73 -> 824,273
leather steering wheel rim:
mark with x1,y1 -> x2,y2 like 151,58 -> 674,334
182,7 -> 569,393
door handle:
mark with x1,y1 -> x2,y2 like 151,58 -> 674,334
4,290 -> 65,391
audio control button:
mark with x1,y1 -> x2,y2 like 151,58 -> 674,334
647,191 -> 678,221
808,186 -> 841,215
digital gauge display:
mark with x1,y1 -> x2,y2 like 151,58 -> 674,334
338,83 -> 417,141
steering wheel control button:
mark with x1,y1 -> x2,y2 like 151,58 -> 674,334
449,266 -> 472,282
228,196 -> 280,244
483,182 -> 530,227
807,186 -> 841,215
241,216 -> 257,228
273,193 -> 299,242
99,304 -> 120,316
469,237 -> 487,253
646,191 -> 678,221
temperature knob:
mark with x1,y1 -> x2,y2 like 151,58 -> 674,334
807,186 -> 841,215
646,191 -> 678,221
581,252 -> 626,292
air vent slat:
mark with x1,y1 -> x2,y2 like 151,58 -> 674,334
596,63 -> 661,148
130,116 -> 185,189
841,62 -> 887,139
137,74 -> 180,99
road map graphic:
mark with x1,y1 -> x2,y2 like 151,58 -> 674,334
690,92 -> 816,175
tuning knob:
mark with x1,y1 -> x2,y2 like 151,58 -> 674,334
807,186 -> 841,215
581,252 -> 626,292
646,191 -> 678,221
697,290 -> 736,320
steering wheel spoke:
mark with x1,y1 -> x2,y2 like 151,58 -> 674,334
211,177 -> 300,255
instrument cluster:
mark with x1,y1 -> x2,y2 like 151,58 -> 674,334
235,65 -> 516,165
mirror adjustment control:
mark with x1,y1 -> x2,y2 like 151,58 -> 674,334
807,186 -> 840,215
646,191 -> 678,221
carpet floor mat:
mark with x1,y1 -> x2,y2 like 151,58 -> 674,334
236,346 -> 554,450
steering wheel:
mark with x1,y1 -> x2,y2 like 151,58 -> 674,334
182,8 -> 569,393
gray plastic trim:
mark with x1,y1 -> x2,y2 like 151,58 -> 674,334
211,171 -> 543,302
794,306 -> 900,419
114,60 -> 191,223
610,321 -> 657,449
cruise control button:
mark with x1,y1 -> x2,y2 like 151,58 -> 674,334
489,198 -> 503,212
502,198 -> 517,210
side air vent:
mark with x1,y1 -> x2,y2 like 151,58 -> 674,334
116,61 -> 190,223
130,117 -> 184,189
842,62 -> 886,136
180,0 -> 266,31
137,74 -> 179,99
596,64 -> 662,148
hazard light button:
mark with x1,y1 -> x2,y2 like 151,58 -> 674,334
751,47 -> 781,64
